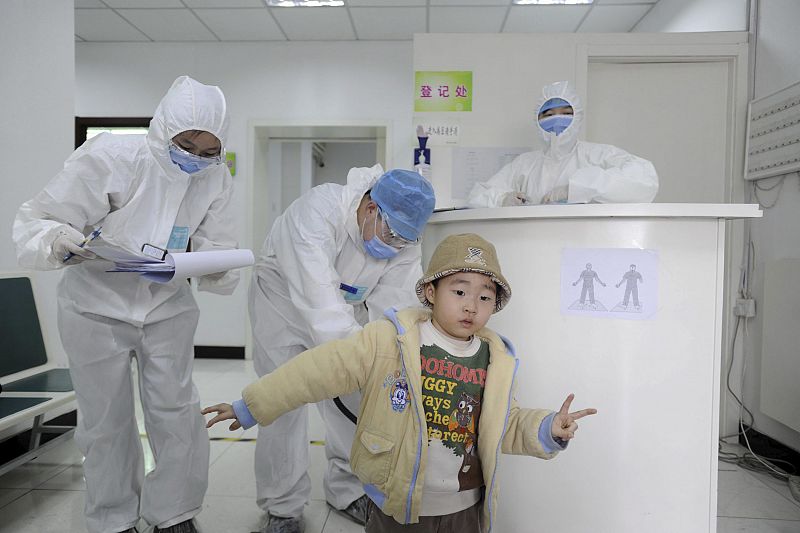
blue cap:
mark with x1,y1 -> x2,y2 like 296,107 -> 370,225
539,97 -> 572,115
370,169 -> 436,242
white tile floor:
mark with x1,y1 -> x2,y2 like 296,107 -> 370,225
1,359 -> 799,532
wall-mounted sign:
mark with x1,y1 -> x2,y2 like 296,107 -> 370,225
226,151 -> 236,176
414,71 -> 472,112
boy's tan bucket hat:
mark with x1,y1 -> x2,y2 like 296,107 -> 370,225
415,233 -> 511,313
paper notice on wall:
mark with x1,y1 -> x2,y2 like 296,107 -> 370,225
450,146 -> 528,204
413,117 -> 462,146
561,248 -> 659,320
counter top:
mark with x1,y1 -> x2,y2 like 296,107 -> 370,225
429,203 -> 762,223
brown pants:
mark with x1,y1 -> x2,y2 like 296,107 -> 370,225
365,500 -> 482,533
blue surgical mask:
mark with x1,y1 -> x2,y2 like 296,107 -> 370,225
169,143 -> 218,174
539,115 -> 573,135
364,237 -> 399,260
362,211 -> 399,260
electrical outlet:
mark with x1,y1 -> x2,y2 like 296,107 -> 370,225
789,475 -> 800,503
734,298 -> 756,318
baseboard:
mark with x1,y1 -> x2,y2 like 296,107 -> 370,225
194,346 -> 245,360
740,425 -> 800,474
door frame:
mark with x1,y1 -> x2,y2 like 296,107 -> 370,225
246,120 -> 391,253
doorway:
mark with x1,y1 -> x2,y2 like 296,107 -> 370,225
248,122 -> 390,252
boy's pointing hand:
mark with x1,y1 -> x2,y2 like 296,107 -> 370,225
551,393 -> 596,441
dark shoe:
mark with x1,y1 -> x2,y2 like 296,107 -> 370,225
154,519 -> 198,533
331,495 -> 370,526
256,514 -> 305,533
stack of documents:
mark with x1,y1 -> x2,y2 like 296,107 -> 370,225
88,242 -> 254,284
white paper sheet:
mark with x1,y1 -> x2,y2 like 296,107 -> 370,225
143,249 -> 255,283
560,248 -> 659,320
87,242 -> 157,264
451,146 -> 528,203
88,242 -> 255,284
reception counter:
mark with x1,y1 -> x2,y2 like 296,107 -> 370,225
421,203 -> 761,533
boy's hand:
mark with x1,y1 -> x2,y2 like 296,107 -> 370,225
551,393 -> 596,441
202,403 -> 242,431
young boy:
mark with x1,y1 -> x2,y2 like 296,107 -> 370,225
204,233 -> 596,532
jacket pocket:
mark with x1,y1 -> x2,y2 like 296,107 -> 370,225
352,429 -> 395,485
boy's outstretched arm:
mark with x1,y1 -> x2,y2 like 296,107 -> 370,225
202,403 -> 242,431
550,393 -> 597,441
201,320 -> 388,431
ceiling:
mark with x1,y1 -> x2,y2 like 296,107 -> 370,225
74,0 -> 662,42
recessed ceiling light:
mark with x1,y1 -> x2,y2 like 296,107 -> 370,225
266,0 -> 344,6
513,0 -> 594,5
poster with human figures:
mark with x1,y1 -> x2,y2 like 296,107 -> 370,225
560,248 -> 658,320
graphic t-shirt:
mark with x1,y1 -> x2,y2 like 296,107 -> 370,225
419,319 -> 490,516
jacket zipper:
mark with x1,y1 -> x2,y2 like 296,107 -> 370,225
486,357 -> 519,533
399,336 -> 424,525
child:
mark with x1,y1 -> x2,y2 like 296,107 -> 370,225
203,233 -> 596,532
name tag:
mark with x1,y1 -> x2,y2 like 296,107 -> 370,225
340,283 -> 368,303
167,226 -> 190,252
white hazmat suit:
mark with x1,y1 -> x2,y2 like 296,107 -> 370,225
13,76 -> 238,533
249,164 -> 425,519
468,80 -> 659,207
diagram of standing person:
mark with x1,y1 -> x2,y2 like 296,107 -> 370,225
614,264 -> 644,312
570,263 -> 607,310
561,248 -> 658,320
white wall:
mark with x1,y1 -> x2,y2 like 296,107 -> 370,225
741,0 -> 800,452
753,0 -> 800,97
76,41 -> 413,347
1,0 -> 75,366
634,0 -> 748,32
636,0 -> 800,453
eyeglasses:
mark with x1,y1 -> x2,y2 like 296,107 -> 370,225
378,208 -> 418,249
169,141 -> 223,165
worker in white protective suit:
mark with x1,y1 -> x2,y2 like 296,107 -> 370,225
13,76 -> 239,533
468,80 -> 659,207
249,166 -> 436,533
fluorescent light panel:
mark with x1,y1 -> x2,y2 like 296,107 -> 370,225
513,0 -> 593,5
266,0 -> 344,6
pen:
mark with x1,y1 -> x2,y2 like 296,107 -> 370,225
339,283 -> 358,294
63,227 -> 102,262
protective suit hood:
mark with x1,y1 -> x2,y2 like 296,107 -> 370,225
147,76 -> 230,174
345,163 -> 384,193
343,164 -> 385,246
536,80 -> 583,159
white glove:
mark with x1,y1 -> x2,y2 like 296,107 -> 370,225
52,227 -> 97,264
541,185 -> 568,204
501,192 -> 530,206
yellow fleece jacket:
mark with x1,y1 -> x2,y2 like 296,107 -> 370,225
242,307 -> 559,531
